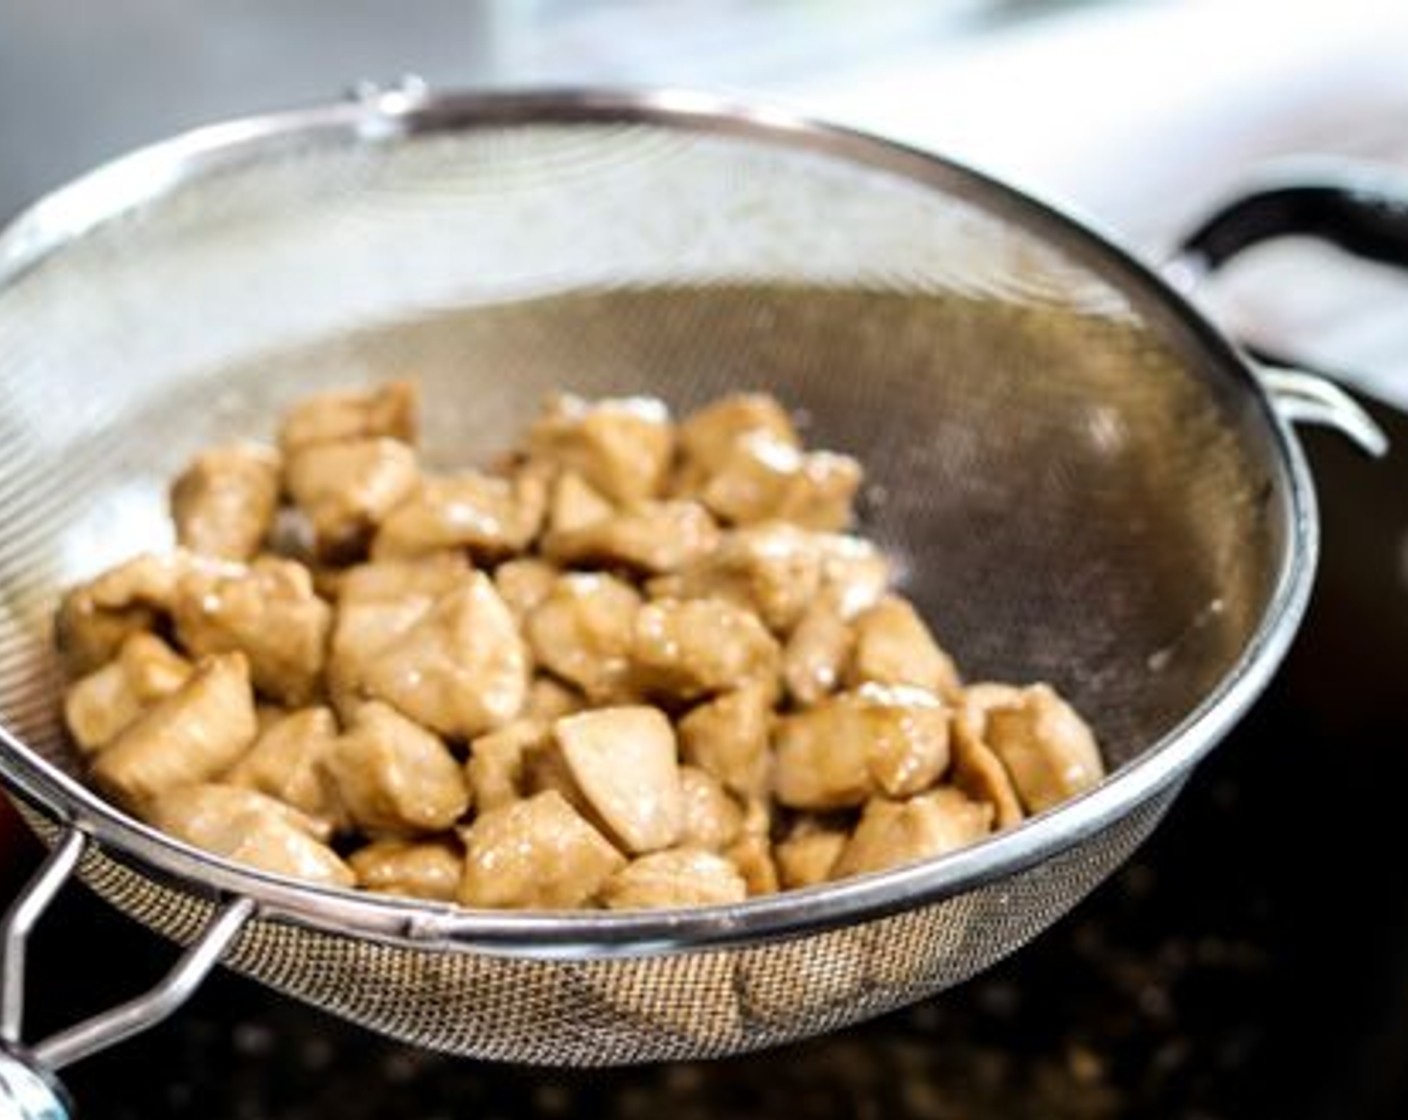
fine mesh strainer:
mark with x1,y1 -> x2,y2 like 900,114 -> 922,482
0,86 -> 1389,1114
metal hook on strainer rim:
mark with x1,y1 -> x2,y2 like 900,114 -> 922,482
0,86 -> 1394,1108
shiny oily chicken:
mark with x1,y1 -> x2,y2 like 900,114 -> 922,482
56,382 -> 1105,910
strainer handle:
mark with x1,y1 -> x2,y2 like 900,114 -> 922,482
0,827 -> 254,1120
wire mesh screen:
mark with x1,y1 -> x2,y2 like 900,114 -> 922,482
0,102 -> 1285,1061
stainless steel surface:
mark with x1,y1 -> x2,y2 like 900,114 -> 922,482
1258,368 -> 1389,456
0,831 -> 82,1046
0,87 -> 1333,1065
32,894 -> 254,1071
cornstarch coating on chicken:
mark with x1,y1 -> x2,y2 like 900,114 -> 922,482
58,381 -> 1105,910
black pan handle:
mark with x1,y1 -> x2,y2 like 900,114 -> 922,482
1177,163 -> 1408,276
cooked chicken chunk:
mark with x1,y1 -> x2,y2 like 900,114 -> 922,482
600,849 -> 747,910
832,788 -> 993,879
675,392 -> 801,492
631,598 -> 780,702
782,602 -> 853,706
149,783 -> 353,887
647,522 -> 822,634
492,558 -> 559,622
172,556 -> 332,707
815,534 -> 892,619
223,706 -> 344,828
348,837 -> 462,901
951,689 -> 1025,829
697,434 -> 861,532
527,393 -> 673,504
278,380 -> 418,453
465,719 -> 548,812
677,766 -> 743,851
170,442 -> 281,561
553,706 -> 683,854
356,573 -> 529,739
725,834 -> 780,897
776,819 -> 849,889
547,470 -> 615,535
676,683 -> 773,798
972,683 -> 1104,814
773,684 -> 951,810
458,790 -> 625,909
324,701 -> 469,834
328,552 -> 471,713
522,676 -> 586,722
63,633 -> 193,754
372,467 -> 548,561
524,573 -> 640,704
542,500 -> 720,576
92,653 -> 259,813
285,437 -> 419,560
846,595 -> 962,702
56,551 -> 190,672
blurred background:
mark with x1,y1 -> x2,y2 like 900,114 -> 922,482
3,1 -> 1408,1117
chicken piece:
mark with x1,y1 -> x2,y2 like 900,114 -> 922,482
724,831 -> 780,897
547,470 -> 615,534
170,442 -> 281,561
92,653 -> 259,814
465,719 -> 549,812
328,553 -> 471,714
951,688 -> 1026,830
542,500 -> 720,576
676,683 -> 773,799
357,573 -> 529,739
149,783 -> 353,887
527,393 -> 674,504
492,558 -> 559,622
223,706 -> 345,828
782,602 -> 853,706
63,633 -> 193,755
773,684 -> 951,811
677,766 -> 743,851
647,522 -> 822,634
815,534 -> 891,619
553,706 -> 683,854
324,701 -> 469,834
631,598 -> 780,703
832,788 -> 993,879
55,552 -> 189,672
172,555 -> 332,707
348,837 -> 462,901
54,590 -> 155,677
775,819 -> 849,889
524,573 -> 640,704
371,466 -> 548,561
85,551 -> 189,612
458,790 -> 625,909
974,683 -> 1104,814
697,434 -> 861,532
846,595 -> 961,702
674,392 -> 801,493
285,437 -> 419,560
600,849 -> 747,910
278,380 -> 418,453
522,676 -> 586,722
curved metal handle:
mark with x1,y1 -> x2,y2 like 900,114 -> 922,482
0,828 -> 254,1118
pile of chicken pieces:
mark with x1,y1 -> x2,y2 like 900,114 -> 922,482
56,381 -> 1104,910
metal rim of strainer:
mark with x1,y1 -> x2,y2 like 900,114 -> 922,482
0,85 -> 1320,959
